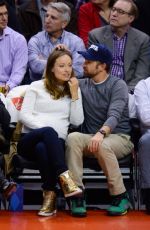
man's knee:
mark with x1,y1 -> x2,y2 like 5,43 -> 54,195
66,132 -> 82,148
94,142 -> 112,159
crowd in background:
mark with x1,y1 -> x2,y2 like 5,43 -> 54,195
1,0 -> 150,217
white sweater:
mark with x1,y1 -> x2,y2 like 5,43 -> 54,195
19,80 -> 84,139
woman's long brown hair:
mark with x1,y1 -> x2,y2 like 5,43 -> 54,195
44,49 -> 75,99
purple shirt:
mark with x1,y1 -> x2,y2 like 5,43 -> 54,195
28,30 -> 85,81
0,27 -> 28,89
111,33 -> 127,79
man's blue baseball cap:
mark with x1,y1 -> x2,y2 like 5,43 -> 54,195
78,44 -> 112,65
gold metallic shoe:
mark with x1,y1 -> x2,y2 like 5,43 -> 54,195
59,170 -> 82,198
38,191 -> 57,217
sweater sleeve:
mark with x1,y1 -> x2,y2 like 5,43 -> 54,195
69,88 -> 84,126
103,80 -> 129,131
19,85 -> 46,129
134,79 -> 150,126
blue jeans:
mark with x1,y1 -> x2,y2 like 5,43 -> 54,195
138,132 -> 150,188
17,127 -> 67,190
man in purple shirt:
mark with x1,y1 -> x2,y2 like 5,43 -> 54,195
88,0 -> 150,92
0,0 -> 28,95
28,2 -> 85,81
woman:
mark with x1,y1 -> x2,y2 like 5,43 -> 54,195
78,0 -> 115,46
17,48 -> 84,216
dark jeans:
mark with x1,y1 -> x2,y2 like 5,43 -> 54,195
0,168 -> 7,189
17,127 -> 67,191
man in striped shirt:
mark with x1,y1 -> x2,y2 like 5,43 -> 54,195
0,0 -> 28,95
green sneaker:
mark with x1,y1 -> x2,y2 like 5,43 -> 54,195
70,197 -> 87,217
107,193 -> 131,216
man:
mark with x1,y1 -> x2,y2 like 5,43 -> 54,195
134,78 -> 150,214
0,0 -> 28,95
65,43 -> 134,217
17,0 -> 77,41
28,2 -> 85,82
88,0 -> 150,92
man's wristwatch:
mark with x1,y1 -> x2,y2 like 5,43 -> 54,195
98,129 -> 106,137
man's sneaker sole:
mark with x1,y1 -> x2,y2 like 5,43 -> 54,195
71,212 -> 87,217
108,209 -> 129,216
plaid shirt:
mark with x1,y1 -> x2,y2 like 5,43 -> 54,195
111,33 -> 127,79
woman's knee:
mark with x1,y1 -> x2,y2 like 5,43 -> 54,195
35,142 -> 45,154
42,127 -> 58,137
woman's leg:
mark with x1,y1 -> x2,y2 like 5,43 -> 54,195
17,127 -> 67,176
35,142 -> 57,191
18,127 -> 82,200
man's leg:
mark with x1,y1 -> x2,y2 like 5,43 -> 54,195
138,133 -> 150,214
65,132 -> 92,189
93,133 -> 134,215
65,132 -> 92,216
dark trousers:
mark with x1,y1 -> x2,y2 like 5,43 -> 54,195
17,127 -> 67,190
0,168 -> 7,189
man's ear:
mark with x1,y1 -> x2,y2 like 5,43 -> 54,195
62,20 -> 68,29
129,15 -> 135,24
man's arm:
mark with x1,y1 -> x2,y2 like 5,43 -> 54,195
88,29 -> 102,47
134,78 -> 150,126
104,80 -> 129,131
28,35 -> 47,75
6,35 -> 28,90
88,80 -> 128,153
127,33 -> 150,90
70,36 -> 85,78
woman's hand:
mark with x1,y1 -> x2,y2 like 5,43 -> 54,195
68,77 -> 79,101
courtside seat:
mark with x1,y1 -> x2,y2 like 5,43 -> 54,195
9,118 -> 140,210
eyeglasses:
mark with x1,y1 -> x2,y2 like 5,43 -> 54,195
111,7 -> 131,15
0,12 -> 8,19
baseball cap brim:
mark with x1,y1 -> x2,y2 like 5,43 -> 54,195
78,50 -> 96,61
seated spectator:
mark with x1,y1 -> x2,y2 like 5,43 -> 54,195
0,98 -> 16,198
28,2 -> 85,82
134,78 -> 150,214
88,0 -> 150,92
65,44 -> 134,217
0,0 -> 28,95
17,0 -> 77,41
17,48 -> 84,217
78,0 -> 115,46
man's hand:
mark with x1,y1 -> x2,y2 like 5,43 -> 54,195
68,77 -> 79,101
55,44 -> 69,51
87,132 -> 104,153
